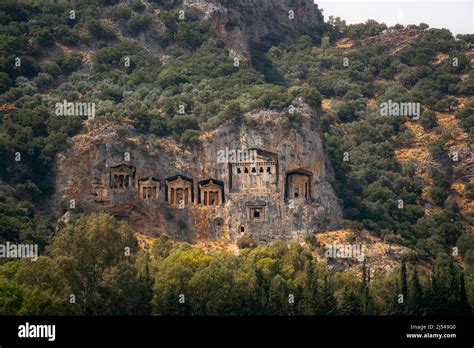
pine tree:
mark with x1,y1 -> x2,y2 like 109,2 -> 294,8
138,257 -> 153,315
399,259 -> 408,314
421,277 -> 435,315
448,261 -> 460,313
140,256 -> 153,292
359,259 -> 374,314
255,266 -> 268,315
459,273 -> 471,315
341,287 -> 362,315
409,267 -> 423,315
268,275 -> 288,315
302,260 -> 319,315
430,270 -> 442,314
321,274 -> 338,315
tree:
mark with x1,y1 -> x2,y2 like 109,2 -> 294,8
429,186 -> 449,206
268,275 -> 288,315
0,277 -> 22,315
139,256 -> 153,312
459,273 -> 471,314
302,260 -> 318,315
180,129 -> 200,146
87,20 -> 116,41
340,287 -> 362,315
321,275 -> 338,315
169,115 -> 199,135
127,14 -> 152,34
399,260 -> 408,314
359,260 -> 374,314
427,140 -> 446,160
223,101 -> 242,122
48,214 -> 144,314
409,267 -> 423,315
14,257 -> 77,315
420,110 -> 438,130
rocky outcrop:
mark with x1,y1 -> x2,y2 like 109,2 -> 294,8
51,100 -> 342,243
184,0 -> 325,59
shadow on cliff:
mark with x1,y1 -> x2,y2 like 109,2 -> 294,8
250,41 -> 286,85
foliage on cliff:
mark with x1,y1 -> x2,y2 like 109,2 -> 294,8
0,0 -> 472,314
0,214 -> 470,315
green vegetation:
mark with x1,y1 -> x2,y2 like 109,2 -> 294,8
0,214 -> 470,315
0,1 -> 472,316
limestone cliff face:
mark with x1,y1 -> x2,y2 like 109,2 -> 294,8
51,101 -> 342,243
183,0 -> 325,59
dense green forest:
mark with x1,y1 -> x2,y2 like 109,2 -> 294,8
0,213 -> 470,315
0,0 -> 473,315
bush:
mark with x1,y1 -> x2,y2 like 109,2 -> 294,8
304,233 -> 319,248
61,53 -> 83,75
434,99 -> 449,111
175,21 -> 211,50
17,56 -> 39,78
53,24 -> 79,45
87,20 -> 116,41
131,0 -> 146,12
337,99 -> 365,122
16,182 -> 42,202
297,85 -> 322,108
33,73 -> 53,90
164,208 -> 174,221
180,129 -> 200,145
150,114 -> 168,136
109,6 -> 132,21
427,140 -> 446,160
157,69 -> 189,88
420,110 -> 437,130
237,235 -> 257,249
127,14 -> 152,34
429,186 -> 449,206
33,28 -> 55,48
465,183 -> 474,199
169,115 -> 198,135
222,101 -> 242,122
39,61 -> 61,77
115,125 -> 130,138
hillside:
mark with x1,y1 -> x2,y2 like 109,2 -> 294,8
0,0 -> 473,315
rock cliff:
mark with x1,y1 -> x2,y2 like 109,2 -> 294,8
51,100 -> 342,243
184,0 -> 325,59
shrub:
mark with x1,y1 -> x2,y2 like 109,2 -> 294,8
87,20 -> 116,41
169,115 -> 198,135
39,61 -> 61,77
434,99 -> 449,111
180,129 -> 200,145
61,53 -> 83,75
53,24 -> 79,45
127,14 -> 152,34
33,73 -> 53,90
465,183 -> 474,199
150,114 -> 168,136
419,110 -> 438,130
109,6 -> 132,21
175,21 -> 210,50
157,69 -> 189,88
237,234 -> 257,249
429,186 -> 449,206
304,233 -> 319,248
33,28 -> 55,48
131,0 -> 146,12
297,85 -> 322,108
427,140 -> 446,160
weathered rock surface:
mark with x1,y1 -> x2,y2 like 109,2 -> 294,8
184,0 -> 325,59
51,101 -> 342,243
